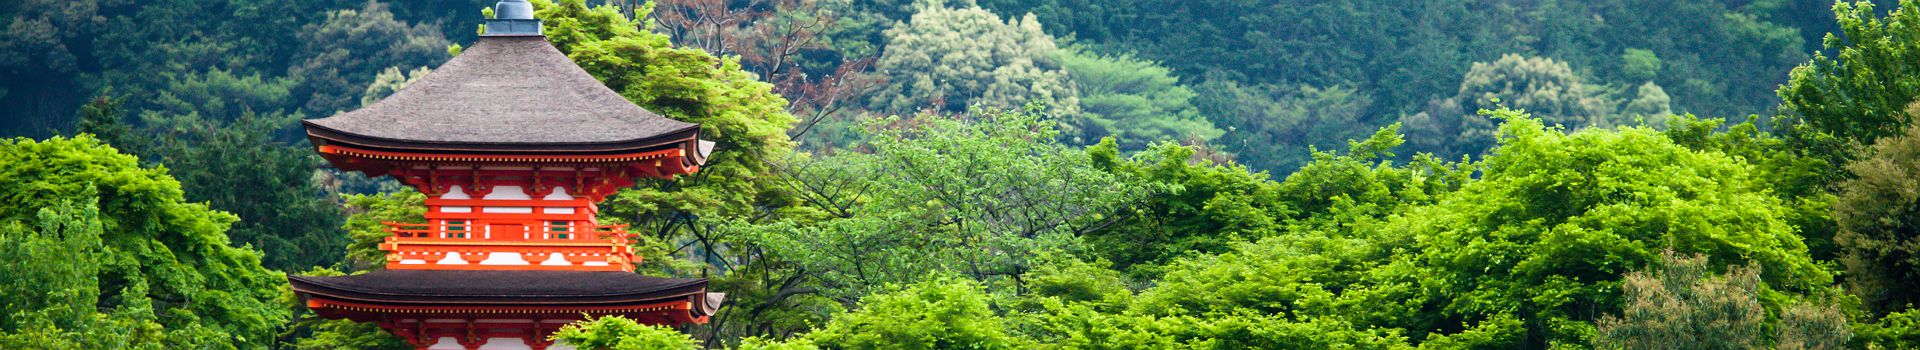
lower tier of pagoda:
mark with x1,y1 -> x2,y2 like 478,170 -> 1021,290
290,270 -> 723,350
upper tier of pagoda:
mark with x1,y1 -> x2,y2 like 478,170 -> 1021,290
302,29 -> 710,169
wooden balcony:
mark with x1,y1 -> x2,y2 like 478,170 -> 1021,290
379,222 -> 639,271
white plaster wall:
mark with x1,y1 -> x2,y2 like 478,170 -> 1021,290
442,186 -> 473,200
543,188 -> 574,200
485,186 -> 532,200
441,186 -> 474,213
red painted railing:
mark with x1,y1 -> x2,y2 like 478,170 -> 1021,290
378,222 -> 639,271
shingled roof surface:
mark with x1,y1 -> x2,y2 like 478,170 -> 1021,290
289,270 -> 710,305
303,36 -> 698,152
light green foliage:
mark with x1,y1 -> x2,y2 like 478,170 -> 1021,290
1083,138 -> 1291,274
736,336 -> 820,350
1273,124 -> 1471,228
1620,48 -> 1662,82
0,202 -> 162,349
1194,80 -> 1375,174
1835,121 -> 1920,314
551,315 -> 701,350
1093,110 -> 1829,348
740,109 -> 1138,299
1086,122 -> 1470,279
1058,48 -> 1219,148
292,1 -> 451,115
1663,114 -> 1838,261
338,191 -> 426,272
1022,255 -> 1129,306
1779,1 -> 1920,161
360,66 -> 432,107
868,2 -> 1076,114
0,136 -> 288,348
807,277 -> 1023,349
1855,308 -> 1920,349
1393,109 -> 1829,345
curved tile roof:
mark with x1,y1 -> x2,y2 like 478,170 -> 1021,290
303,36 -> 698,153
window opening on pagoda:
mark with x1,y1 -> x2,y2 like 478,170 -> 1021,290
548,221 -> 572,239
445,220 -> 469,238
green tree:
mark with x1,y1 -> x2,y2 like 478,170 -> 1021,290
532,0 -> 798,226
291,1 -> 451,115
0,135 -> 288,348
867,2 -> 1076,115
1596,252 -> 1769,349
0,202 -> 174,349
1391,110 -> 1829,346
741,109 -> 1138,299
1779,1 -> 1920,164
1597,252 -> 1849,350
1663,114 -> 1840,261
525,1 -> 804,344
1082,138 -> 1289,275
807,277 -> 1024,349
1058,48 -> 1219,148
1194,79 -> 1376,174
1402,54 -> 1617,157
359,65 -> 432,107
1620,48 -> 1663,82
550,315 -> 701,350
1855,308 -> 1920,350
1835,117 -> 1920,314
139,111 -> 346,271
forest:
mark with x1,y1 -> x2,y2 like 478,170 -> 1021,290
1,0 -> 1919,348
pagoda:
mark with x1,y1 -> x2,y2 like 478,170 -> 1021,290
287,1 -> 722,349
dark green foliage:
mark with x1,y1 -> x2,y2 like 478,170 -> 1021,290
0,136 -> 288,348
983,0 -> 1809,120
139,112 -> 346,271
1058,49 -> 1219,148
1836,120 -> 1920,314
291,1 -> 451,115
1194,80 -> 1375,174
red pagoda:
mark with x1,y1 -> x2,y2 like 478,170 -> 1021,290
288,1 -> 721,349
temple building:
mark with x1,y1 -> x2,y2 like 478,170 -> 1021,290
287,1 -> 721,349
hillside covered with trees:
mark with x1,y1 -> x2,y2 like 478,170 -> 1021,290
3,0 -> 1920,348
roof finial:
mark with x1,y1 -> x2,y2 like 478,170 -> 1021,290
485,0 -> 541,37
495,0 -> 533,20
